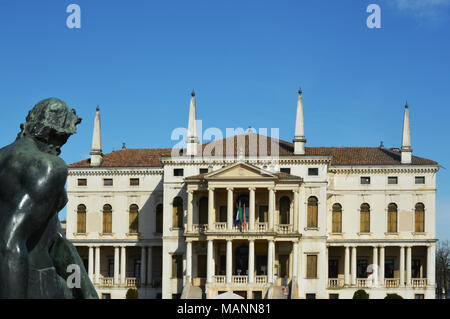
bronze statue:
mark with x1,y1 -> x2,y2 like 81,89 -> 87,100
0,98 -> 98,299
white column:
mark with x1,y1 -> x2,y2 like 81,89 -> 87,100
208,188 -> 214,230
373,246 -> 378,287
325,245 -> 329,282
249,240 -> 255,283
207,240 -> 213,283
186,242 -> 192,283
249,187 -> 255,231
147,247 -> 153,286
226,240 -> 232,283
187,190 -> 193,232
406,246 -> 412,286
379,246 -> 385,286
344,246 -> 350,285
120,246 -> 126,285
399,246 -> 405,286
351,246 -> 357,285
227,188 -> 234,231
427,244 -> 436,286
140,246 -> 146,285
292,241 -> 299,279
114,246 -> 120,285
268,240 -> 274,283
88,246 -> 94,282
293,190 -> 299,232
95,246 -> 100,284
268,188 -> 274,231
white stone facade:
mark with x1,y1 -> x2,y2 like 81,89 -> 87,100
66,94 -> 439,299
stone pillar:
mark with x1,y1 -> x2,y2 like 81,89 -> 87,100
95,246 -> 100,284
187,190 -> 194,232
427,244 -> 436,286
292,241 -> 299,279
147,247 -> 153,286
88,246 -> 94,282
373,246 -> 378,287
406,246 -> 412,286
293,190 -> 299,232
208,188 -> 215,231
249,239 -> 255,283
114,246 -> 120,285
399,246 -> 405,286
351,246 -> 357,286
120,246 -> 126,285
268,188 -> 275,231
344,246 -> 350,285
227,187 -> 234,231
140,246 -> 146,285
379,246 -> 385,286
226,240 -> 232,283
268,240 -> 274,283
249,187 -> 255,231
186,242 -> 192,283
325,245 -> 329,282
207,240 -> 213,283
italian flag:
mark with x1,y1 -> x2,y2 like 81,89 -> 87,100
235,201 -> 242,225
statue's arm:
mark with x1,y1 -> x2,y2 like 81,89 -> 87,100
50,219 -> 99,299
0,192 -> 34,298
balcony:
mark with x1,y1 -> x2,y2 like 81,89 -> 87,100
356,278 -> 370,288
96,277 -> 140,288
125,277 -> 140,288
100,277 -> 114,287
214,222 -> 227,231
192,224 -> 208,233
412,278 -> 427,288
255,276 -> 267,284
384,278 -> 400,288
328,278 -> 345,288
232,276 -> 248,284
276,224 -> 293,234
213,275 -> 226,284
256,222 -> 268,232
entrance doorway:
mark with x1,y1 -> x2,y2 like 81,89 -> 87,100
235,245 -> 249,275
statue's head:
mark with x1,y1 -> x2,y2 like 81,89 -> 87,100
18,98 -> 82,155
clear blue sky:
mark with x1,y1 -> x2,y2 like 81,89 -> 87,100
0,1 -> 449,240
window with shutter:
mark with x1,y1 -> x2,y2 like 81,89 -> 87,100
332,203 -> 342,233
415,203 -> 425,232
77,204 -> 86,233
307,197 -> 318,228
173,197 -> 183,228
129,204 -> 139,233
102,204 -> 112,233
306,255 -> 318,278
388,203 -> 397,233
360,203 -> 370,233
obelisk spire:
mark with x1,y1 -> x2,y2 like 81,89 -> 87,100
186,90 -> 199,156
90,105 -> 103,166
401,102 -> 412,164
293,88 -> 306,155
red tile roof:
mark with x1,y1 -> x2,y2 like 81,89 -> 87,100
68,133 -> 437,168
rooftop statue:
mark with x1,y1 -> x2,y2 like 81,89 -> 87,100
0,98 -> 98,299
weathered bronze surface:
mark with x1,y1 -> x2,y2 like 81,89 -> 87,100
0,98 -> 98,299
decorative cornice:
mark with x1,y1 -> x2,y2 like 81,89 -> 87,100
329,166 -> 439,174
68,168 -> 164,177
160,156 -> 331,166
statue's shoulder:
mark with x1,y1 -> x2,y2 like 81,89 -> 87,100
1,138 -> 67,187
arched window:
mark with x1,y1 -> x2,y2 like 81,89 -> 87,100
129,204 -> 139,234
307,196 -> 318,228
77,204 -> 86,233
155,204 -> 163,234
103,204 -> 112,233
360,203 -> 370,233
415,203 -> 425,233
387,203 -> 398,233
173,197 -> 183,228
199,197 -> 208,225
279,196 -> 291,225
332,203 -> 342,233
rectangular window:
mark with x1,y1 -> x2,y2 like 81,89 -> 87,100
134,259 -> 141,278
219,206 -> 227,223
174,169 -> 184,176
357,259 -> 368,278
278,255 -> 289,278
171,255 -> 183,279
385,259 -> 394,278
306,294 -> 316,299
280,167 -> 291,174
130,178 -> 139,186
306,255 -> 318,279
415,176 -> 425,184
258,205 -> 268,223
360,177 -> 371,184
415,294 -> 424,300
77,178 -> 87,186
108,259 -> 114,277
103,178 -> 113,186
199,168 -> 209,174
329,294 -> 339,299
101,293 -> 111,299
308,168 -> 319,176
388,176 -> 398,184
197,255 -> 207,278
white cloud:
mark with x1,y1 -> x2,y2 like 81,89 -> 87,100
388,0 -> 450,23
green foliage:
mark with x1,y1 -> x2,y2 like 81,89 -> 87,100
352,289 -> 369,299
126,288 -> 139,299
384,293 -> 403,299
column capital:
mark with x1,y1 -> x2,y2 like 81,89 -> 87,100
208,187 -> 215,191
293,189 -> 300,194
248,187 -> 256,191
226,187 -> 234,191
187,189 -> 194,194
248,239 -> 255,243
226,238 -> 233,243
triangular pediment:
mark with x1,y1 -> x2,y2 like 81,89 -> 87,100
205,162 -> 277,180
